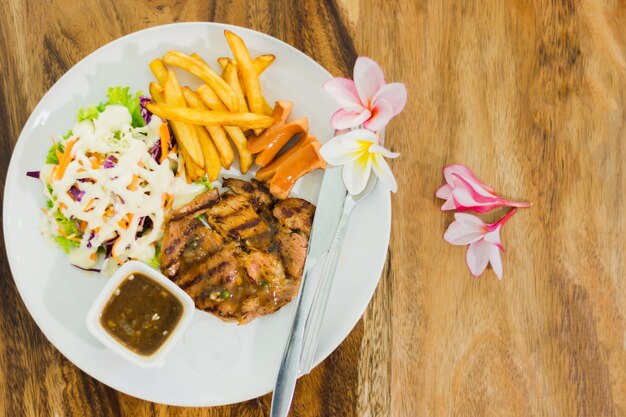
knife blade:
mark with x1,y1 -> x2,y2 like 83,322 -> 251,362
270,164 -> 347,417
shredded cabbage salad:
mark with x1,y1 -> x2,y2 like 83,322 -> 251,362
36,87 -> 209,275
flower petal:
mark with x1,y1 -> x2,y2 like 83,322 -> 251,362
489,245 -> 503,279
340,128 -> 378,143
443,215 -> 486,245
441,198 -> 457,210
371,82 -> 408,115
368,143 -> 400,159
443,165 -> 497,195
354,56 -> 385,107
435,184 -> 453,199
484,226 -> 503,249
323,77 -> 362,110
466,239 -> 492,277
451,187 -> 501,212
363,98 -> 394,132
331,108 -> 372,130
319,141 -> 360,166
371,152 -> 398,192
342,157 -> 372,194
454,212 -> 487,230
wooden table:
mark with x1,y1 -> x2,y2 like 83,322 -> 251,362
1,0 -> 626,416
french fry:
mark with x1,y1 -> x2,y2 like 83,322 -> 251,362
149,59 -> 169,86
225,125 -> 254,174
179,145 -> 203,182
149,82 -> 165,103
146,102 -> 274,130
222,61 -> 248,113
182,87 -> 231,173
217,55 -> 275,75
162,51 -> 238,112
195,85 -> 254,173
224,30 -> 264,132
164,70 -> 204,168
194,125 -> 222,181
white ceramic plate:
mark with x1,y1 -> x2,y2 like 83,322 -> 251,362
3,23 -> 390,406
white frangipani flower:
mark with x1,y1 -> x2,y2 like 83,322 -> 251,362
319,129 -> 399,195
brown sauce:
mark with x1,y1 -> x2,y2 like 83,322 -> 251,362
100,273 -> 183,356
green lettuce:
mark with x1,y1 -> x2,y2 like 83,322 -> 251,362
195,176 -> 213,190
53,209 -> 81,237
46,142 -> 65,165
54,236 -> 79,254
75,86 -> 145,128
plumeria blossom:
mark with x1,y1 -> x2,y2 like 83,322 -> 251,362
324,57 -> 407,131
320,129 -> 399,194
443,209 -> 518,279
436,164 -> 531,213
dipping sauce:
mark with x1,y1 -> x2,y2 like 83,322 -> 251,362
100,272 -> 183,356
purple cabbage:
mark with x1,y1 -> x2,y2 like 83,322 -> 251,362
149,124 -> 177,163
26,171 -> 40,179
139,96 -> 153,125
103,155 -> 117,169
149,140 -> 162,163
101,238 -> 116,259
86,231 -> 95,249
68,185 -> 85,202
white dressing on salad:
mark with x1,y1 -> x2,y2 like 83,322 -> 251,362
41,104 -> 206,274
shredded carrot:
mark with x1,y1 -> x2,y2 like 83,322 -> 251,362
50,166 -> 57,180
55,138 -> 78,180
162,193 -> 174,211
58,202 -> 68,210
89,156 -> 102,169
93,227 -> 100,233
104,206 -> 115,217
117,213 -> 134,229
56,227 -> 82,242
160,123 -> 170,163
111,238 -> 125,265
40,208 -> 48,215
90,252 -> 97,261
79,221 -> 87,233
128,175 -> 139,191
82,198 -> 95,212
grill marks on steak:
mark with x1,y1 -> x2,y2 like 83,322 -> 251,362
160,179 -> 315,323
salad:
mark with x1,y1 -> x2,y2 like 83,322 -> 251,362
33,87 -> 209,275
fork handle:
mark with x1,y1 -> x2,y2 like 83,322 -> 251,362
299,198 -> 355,373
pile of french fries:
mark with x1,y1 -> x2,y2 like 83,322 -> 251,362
146,30 -> 276,181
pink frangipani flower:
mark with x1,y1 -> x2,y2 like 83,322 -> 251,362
444,208 -> 518,279
436,164 -> 531,213
324,57 -> 408,131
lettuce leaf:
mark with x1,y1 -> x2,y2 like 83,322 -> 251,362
103,86 -> 145,128
46,142 -> 65,165
75,86 -> 145,128
195,176 -> 213,190
54,236 -> 79,253
53,209 -> 81,237
77,106 -> 100,122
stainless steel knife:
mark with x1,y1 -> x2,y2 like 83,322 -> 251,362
270,164 -> 347,417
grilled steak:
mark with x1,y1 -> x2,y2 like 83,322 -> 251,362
160,179 -> 315,323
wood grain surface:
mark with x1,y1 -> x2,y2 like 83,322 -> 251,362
1,0 -> 626,416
